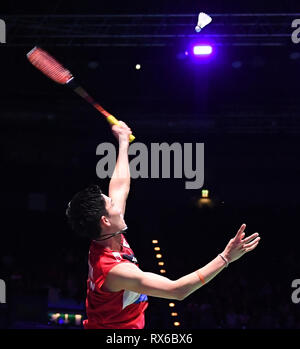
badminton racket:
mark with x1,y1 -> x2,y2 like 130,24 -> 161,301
26,46 -> 135,142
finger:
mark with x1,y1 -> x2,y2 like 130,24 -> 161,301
242,232 -> 259,244
118,121 -> 128,128
234,224 -> 246,240
243,237 -> 261,250
244,240 -> 260,253
113,121 -> 123,128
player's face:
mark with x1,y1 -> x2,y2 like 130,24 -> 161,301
102,194 -> 127,231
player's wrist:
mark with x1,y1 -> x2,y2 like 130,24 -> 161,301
219,253 -> 230,267
119,138 -> 130,147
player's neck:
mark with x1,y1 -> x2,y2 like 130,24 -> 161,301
95,233 -> 123,251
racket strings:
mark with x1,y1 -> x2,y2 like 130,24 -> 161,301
27,47 -> 73,84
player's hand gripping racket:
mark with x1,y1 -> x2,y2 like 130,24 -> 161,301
26,47 -> 135,143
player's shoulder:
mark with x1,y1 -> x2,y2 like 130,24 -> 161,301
106,258 -> 140,279
89,238 -> 137,267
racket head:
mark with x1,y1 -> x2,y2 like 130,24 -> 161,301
27,46 -> 73,84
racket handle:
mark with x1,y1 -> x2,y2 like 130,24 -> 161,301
106,115 -> 135,143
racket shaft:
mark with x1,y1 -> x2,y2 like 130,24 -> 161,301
72,85 -> 135,142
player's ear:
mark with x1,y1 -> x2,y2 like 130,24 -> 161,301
100,215 -> 111,227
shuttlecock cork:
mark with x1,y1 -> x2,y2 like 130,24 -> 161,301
195,12 -> 212,32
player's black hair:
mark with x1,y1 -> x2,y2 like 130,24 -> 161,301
66,184 -> 108,239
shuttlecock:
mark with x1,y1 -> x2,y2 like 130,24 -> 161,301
195,12 -> 212,32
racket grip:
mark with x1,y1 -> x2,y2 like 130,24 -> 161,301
106,115 -> 135,143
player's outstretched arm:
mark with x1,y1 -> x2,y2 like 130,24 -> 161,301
104,224 -> 261,300
108,121 -> 132,216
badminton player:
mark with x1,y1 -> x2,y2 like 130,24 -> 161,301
66,122 -> 261,329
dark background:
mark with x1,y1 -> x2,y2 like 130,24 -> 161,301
0,0 -> 300,330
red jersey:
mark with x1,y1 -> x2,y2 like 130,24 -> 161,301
83,234 -> 148,329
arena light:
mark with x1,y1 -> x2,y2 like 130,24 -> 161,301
75,314 -> 82,326
151,239 -> 181,326
48,313 -> 83,326
50,313 -> 60,322
64,314 -> 69,324
202,189 -> 209,198
197,197 -> 212,208
193,45 -> 213,55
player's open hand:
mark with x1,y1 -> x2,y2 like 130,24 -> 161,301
112,121 -> 132,143
222,224 -> 261,264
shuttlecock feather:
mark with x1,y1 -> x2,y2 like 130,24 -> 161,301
195,12 -> 212,32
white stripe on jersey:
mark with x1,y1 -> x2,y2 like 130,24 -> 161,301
122,290 -> 141,309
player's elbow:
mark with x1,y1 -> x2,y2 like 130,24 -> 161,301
176,290 -> 188,301
173,281 -> 190,301
173,286 -> 187,301
176,293 -> 185,301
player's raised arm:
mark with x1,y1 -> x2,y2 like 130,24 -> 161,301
103,224 -> 261,300
108,121 -> 132,216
